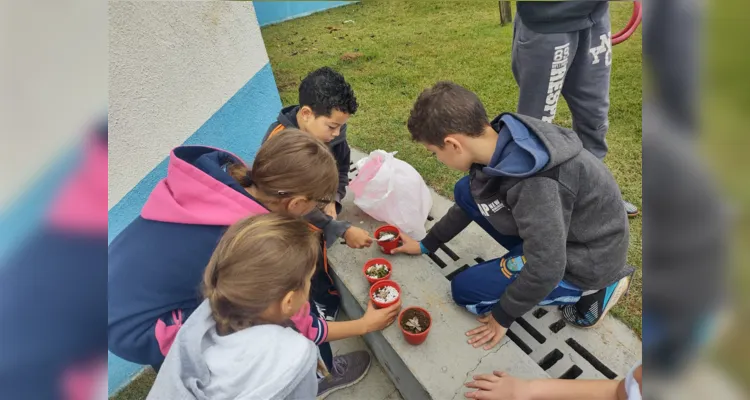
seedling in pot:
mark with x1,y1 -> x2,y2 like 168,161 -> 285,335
399,307 -> 432,345
365,263 -> 390,278
372,286 -> 399,304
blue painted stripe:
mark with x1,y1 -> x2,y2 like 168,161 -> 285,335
0,146 -> 82,262
254,1 -> 355,27
107,62 -> 282,395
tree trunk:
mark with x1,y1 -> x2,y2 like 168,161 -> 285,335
499,1 -> 512,26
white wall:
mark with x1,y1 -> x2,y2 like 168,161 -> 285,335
108,1 -> 269,208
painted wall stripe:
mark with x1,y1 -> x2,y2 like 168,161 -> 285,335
107,62 -> 281,395
254,1 -> 355,26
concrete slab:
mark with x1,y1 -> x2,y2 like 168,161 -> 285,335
332,149 -> 642,399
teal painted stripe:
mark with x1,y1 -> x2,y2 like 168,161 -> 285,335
254,1 -> 355,26
107,62 -> 281,395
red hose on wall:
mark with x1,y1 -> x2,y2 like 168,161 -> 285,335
612,1 -> 642,45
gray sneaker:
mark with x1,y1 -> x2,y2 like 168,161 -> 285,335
624,200 -> 639,218
316,351 -> 372,399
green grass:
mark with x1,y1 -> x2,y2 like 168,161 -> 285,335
263,0 -> 643,335
109,369 -> 156,400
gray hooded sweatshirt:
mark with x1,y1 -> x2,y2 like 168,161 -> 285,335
422,113 -> 632,328
147,300 -> 318,400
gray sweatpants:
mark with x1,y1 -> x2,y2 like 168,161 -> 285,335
512,11 -> 612,159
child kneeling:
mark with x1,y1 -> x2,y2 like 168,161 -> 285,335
393,82 -> 633,350
148,214 -> 328,399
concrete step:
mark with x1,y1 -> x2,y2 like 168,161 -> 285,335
327,149 -> 641,400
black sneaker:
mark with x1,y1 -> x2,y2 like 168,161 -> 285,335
316,351 -> 371,399
562,276 -> 630,328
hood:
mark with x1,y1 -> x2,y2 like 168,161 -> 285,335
141,146 -> 268,226
482,113 -> 582,178
278,105 -> 348,147
162,301 -> 317,400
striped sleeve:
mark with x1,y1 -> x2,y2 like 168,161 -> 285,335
289,302 -> 328,345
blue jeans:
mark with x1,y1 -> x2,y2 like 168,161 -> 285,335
450,176 -> 582,316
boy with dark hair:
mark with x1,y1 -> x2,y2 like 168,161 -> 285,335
264,66 -> 372,249
393,82 -> 633,350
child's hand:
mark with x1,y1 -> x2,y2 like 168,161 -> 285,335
466,315 -> 507,350
389,232 -> 422,255
324,203 -> 338,219
464,372 -> 531,400
343,226 -> 374,249
361,299 -> 401,333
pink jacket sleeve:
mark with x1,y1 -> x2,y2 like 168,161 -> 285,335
289,302 -> 328,345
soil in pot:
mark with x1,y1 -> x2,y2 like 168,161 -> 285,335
400,308 -> 430,334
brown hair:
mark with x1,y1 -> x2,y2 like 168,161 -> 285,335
407,81 -> 489,147
202,213 -> 320,335
227,128 -> 338,204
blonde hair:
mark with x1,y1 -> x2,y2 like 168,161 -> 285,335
227,128 -> 338,204
202,213 -> 320,335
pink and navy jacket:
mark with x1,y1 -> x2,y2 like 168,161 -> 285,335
107,146 -> 328,368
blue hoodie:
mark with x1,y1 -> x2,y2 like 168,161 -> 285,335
483,114 -> 550,178
108,147 -> 329,368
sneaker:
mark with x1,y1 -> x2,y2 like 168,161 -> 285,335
316,351 -> 372,399
562,276 -> 630,328
624,200 -> 639,218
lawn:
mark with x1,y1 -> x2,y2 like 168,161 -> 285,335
262,1 -> 643,335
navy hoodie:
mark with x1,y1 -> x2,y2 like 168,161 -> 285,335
423,113 -> 631,328
108,147 -> 330,368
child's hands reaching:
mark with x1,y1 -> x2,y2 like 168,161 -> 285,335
464,372 -> 531,400
466,314 -> 507,350
344,226 -> 374,249
361,299 -> 401,333
389,232 -> 422,255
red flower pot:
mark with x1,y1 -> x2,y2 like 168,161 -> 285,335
369,280 -> 401,309
363,258 -> 392,285
374,225 -> 401,254
399,307 -> 432,345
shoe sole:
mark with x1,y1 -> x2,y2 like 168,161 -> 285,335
316,355 -> 373,399
580,276 -> 631,329
627,211 -> 640,218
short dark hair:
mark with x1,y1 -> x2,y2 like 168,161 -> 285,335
299,67 -> 358,117
407,81 -> 489,147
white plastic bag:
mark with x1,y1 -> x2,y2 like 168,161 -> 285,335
350,150 -> 432,240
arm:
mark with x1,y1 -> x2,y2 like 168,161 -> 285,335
333,138 -> 351,206
326,300 -> 402,342
304,207 -> 351,244
464,371 -> 626,400
420,204 -> 473,252
492,178 -> 573,328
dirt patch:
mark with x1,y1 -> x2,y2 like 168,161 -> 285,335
401,309 -> 430,334
340,52 -> 364,62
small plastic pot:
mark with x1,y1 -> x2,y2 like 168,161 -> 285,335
399,307 -> 432,345
363,258 -> 392,285
374,225 -> 401,254
369,280 -> 401,309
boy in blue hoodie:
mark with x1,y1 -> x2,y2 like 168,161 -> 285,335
392,82 -> 633,350
264,66 -> 373,248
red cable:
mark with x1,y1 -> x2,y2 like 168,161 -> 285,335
612,1 -> 642,45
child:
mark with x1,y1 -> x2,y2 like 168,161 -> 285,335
463,362 -> 642,400
108,130 -> 400,397
512,2 -> 638,217
392,82 -> 632,350
264,66 -> 373,248
147,214 -> 324,399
